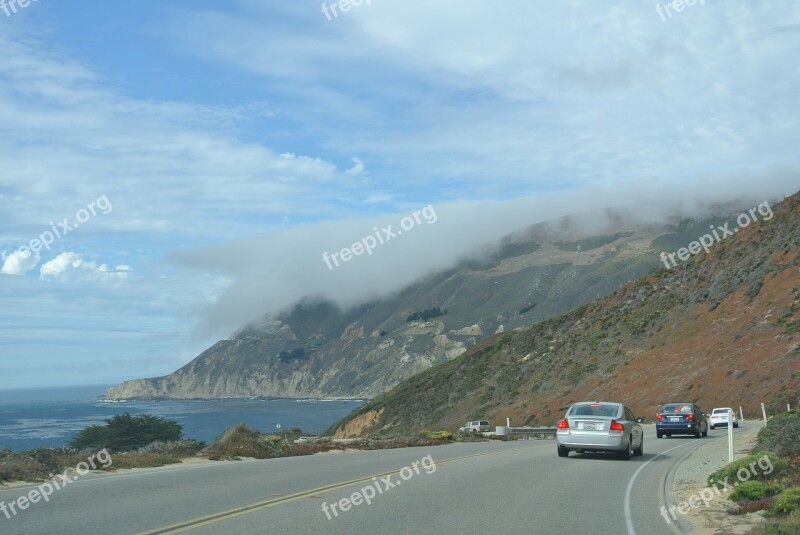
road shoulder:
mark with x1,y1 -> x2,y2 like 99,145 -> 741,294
668,424 -> 767,534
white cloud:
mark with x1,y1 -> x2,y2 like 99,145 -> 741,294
39,252 -> 132,285
345,157 -> 365,176
1,249 -> 41,275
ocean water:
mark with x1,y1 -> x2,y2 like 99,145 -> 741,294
0,385 -> 364,452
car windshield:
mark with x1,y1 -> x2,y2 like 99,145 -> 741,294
712,409 -> 731,414
568,403 -> 620,417
661,404 -> 693,413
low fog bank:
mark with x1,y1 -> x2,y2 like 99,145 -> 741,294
172,173 -> 799,337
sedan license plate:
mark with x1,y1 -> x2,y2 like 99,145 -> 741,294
583,423 -> 595,430
669,417 -> 681,422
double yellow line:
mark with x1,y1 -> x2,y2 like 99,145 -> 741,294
136,448 -> 516,534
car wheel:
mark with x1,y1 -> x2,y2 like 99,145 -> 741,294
621,438 -> 633,460
694,427 -> 701,438
702,426 -> 708,437
557,446 -> 569,458
656,431 -> 662,438
710,425 -> 715,430
633,436 -> 643,456
734,423 -> 739,428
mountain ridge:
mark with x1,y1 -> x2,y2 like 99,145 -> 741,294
327,191 -> 800,436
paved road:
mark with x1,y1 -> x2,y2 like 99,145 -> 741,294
0,426 -> 737,535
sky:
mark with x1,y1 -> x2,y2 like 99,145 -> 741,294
1,0 -> 799,389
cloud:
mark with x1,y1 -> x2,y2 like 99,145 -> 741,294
174,173 -> 799,337
39,252 -> 132,285
1,249 -> 41,275
345,157 -> 365,176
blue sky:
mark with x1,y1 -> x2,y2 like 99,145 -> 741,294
1,1 -> 799,389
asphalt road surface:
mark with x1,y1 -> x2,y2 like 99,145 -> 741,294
1,426 -> 734,535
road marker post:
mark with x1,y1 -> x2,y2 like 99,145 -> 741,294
727,409 -> 734,464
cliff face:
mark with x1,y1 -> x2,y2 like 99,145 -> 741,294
328,193 -> 800,436
105,210 -> 749,400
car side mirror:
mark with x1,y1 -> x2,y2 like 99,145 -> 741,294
635,417 -> 644,423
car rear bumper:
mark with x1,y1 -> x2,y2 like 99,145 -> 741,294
556,431 -> 627,451
657,423 -> 699,434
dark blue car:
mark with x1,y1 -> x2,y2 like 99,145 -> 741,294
656,402 -> 708,438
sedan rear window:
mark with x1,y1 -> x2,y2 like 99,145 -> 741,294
661,403 -> 693,413
568,403 -> 621,417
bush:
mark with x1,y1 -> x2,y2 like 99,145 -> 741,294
69,413 -> 183,452
769,488 -> 800,515
730,480 -> 783,502
419,430 -> 453,440
205,423 -> 291,460
110,452 -> 183,469
708,452 -> 788,488
757,410 -> 800,457
135,439 -> 205,456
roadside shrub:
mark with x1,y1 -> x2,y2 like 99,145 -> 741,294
419,430 -> 453,440
708,452 -> 788,489
730,480 -> 783,502
769,488 -> 800,515
751,515 -> 800,534
136,439 -> 205,456
111,452 -> 183,469
205,423 -> 291,460
757,410 -> 800,457
729,496 -> 777,515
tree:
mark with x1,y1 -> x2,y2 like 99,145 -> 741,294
69,413 -> 183,452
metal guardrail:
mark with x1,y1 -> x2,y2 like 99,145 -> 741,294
495,426 -> 556,439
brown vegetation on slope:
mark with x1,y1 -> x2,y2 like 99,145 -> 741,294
330,192 -> 800,436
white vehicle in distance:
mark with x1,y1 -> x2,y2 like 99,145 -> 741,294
709,407 -> 739,429
459,420 -> 490,433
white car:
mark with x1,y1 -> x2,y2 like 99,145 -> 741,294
459,420 -> 490,433
709,407 -> 739,429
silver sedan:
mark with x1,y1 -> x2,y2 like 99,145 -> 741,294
556,401 -> 644,459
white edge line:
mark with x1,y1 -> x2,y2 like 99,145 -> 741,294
624,441 -> 695,535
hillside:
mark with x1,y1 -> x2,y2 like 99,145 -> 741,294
328,193 -> 800,436
104,211 -> 726,400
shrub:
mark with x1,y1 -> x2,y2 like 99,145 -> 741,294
729,480 -> 783,502
205,423 -> 291,460
769,488 -> 800,515
110,452 -> 183,469
135,439 -> 205,456
757,410 -> 800,457
708,452 -> 788,489
419,430 -> 453,440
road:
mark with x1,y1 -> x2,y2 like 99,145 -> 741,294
0,425 -> 734,535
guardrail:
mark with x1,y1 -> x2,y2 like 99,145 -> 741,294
495,426 -> 556,439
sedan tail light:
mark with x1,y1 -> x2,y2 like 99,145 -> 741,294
686,414 -> 695,420
556,418 -> 569,429
656,414 -> 663,421
609,419 -> 624,432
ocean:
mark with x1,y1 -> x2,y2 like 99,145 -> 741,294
0,385 -> 365,452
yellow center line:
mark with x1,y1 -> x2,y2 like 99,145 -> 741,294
136,447 -> 518,534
